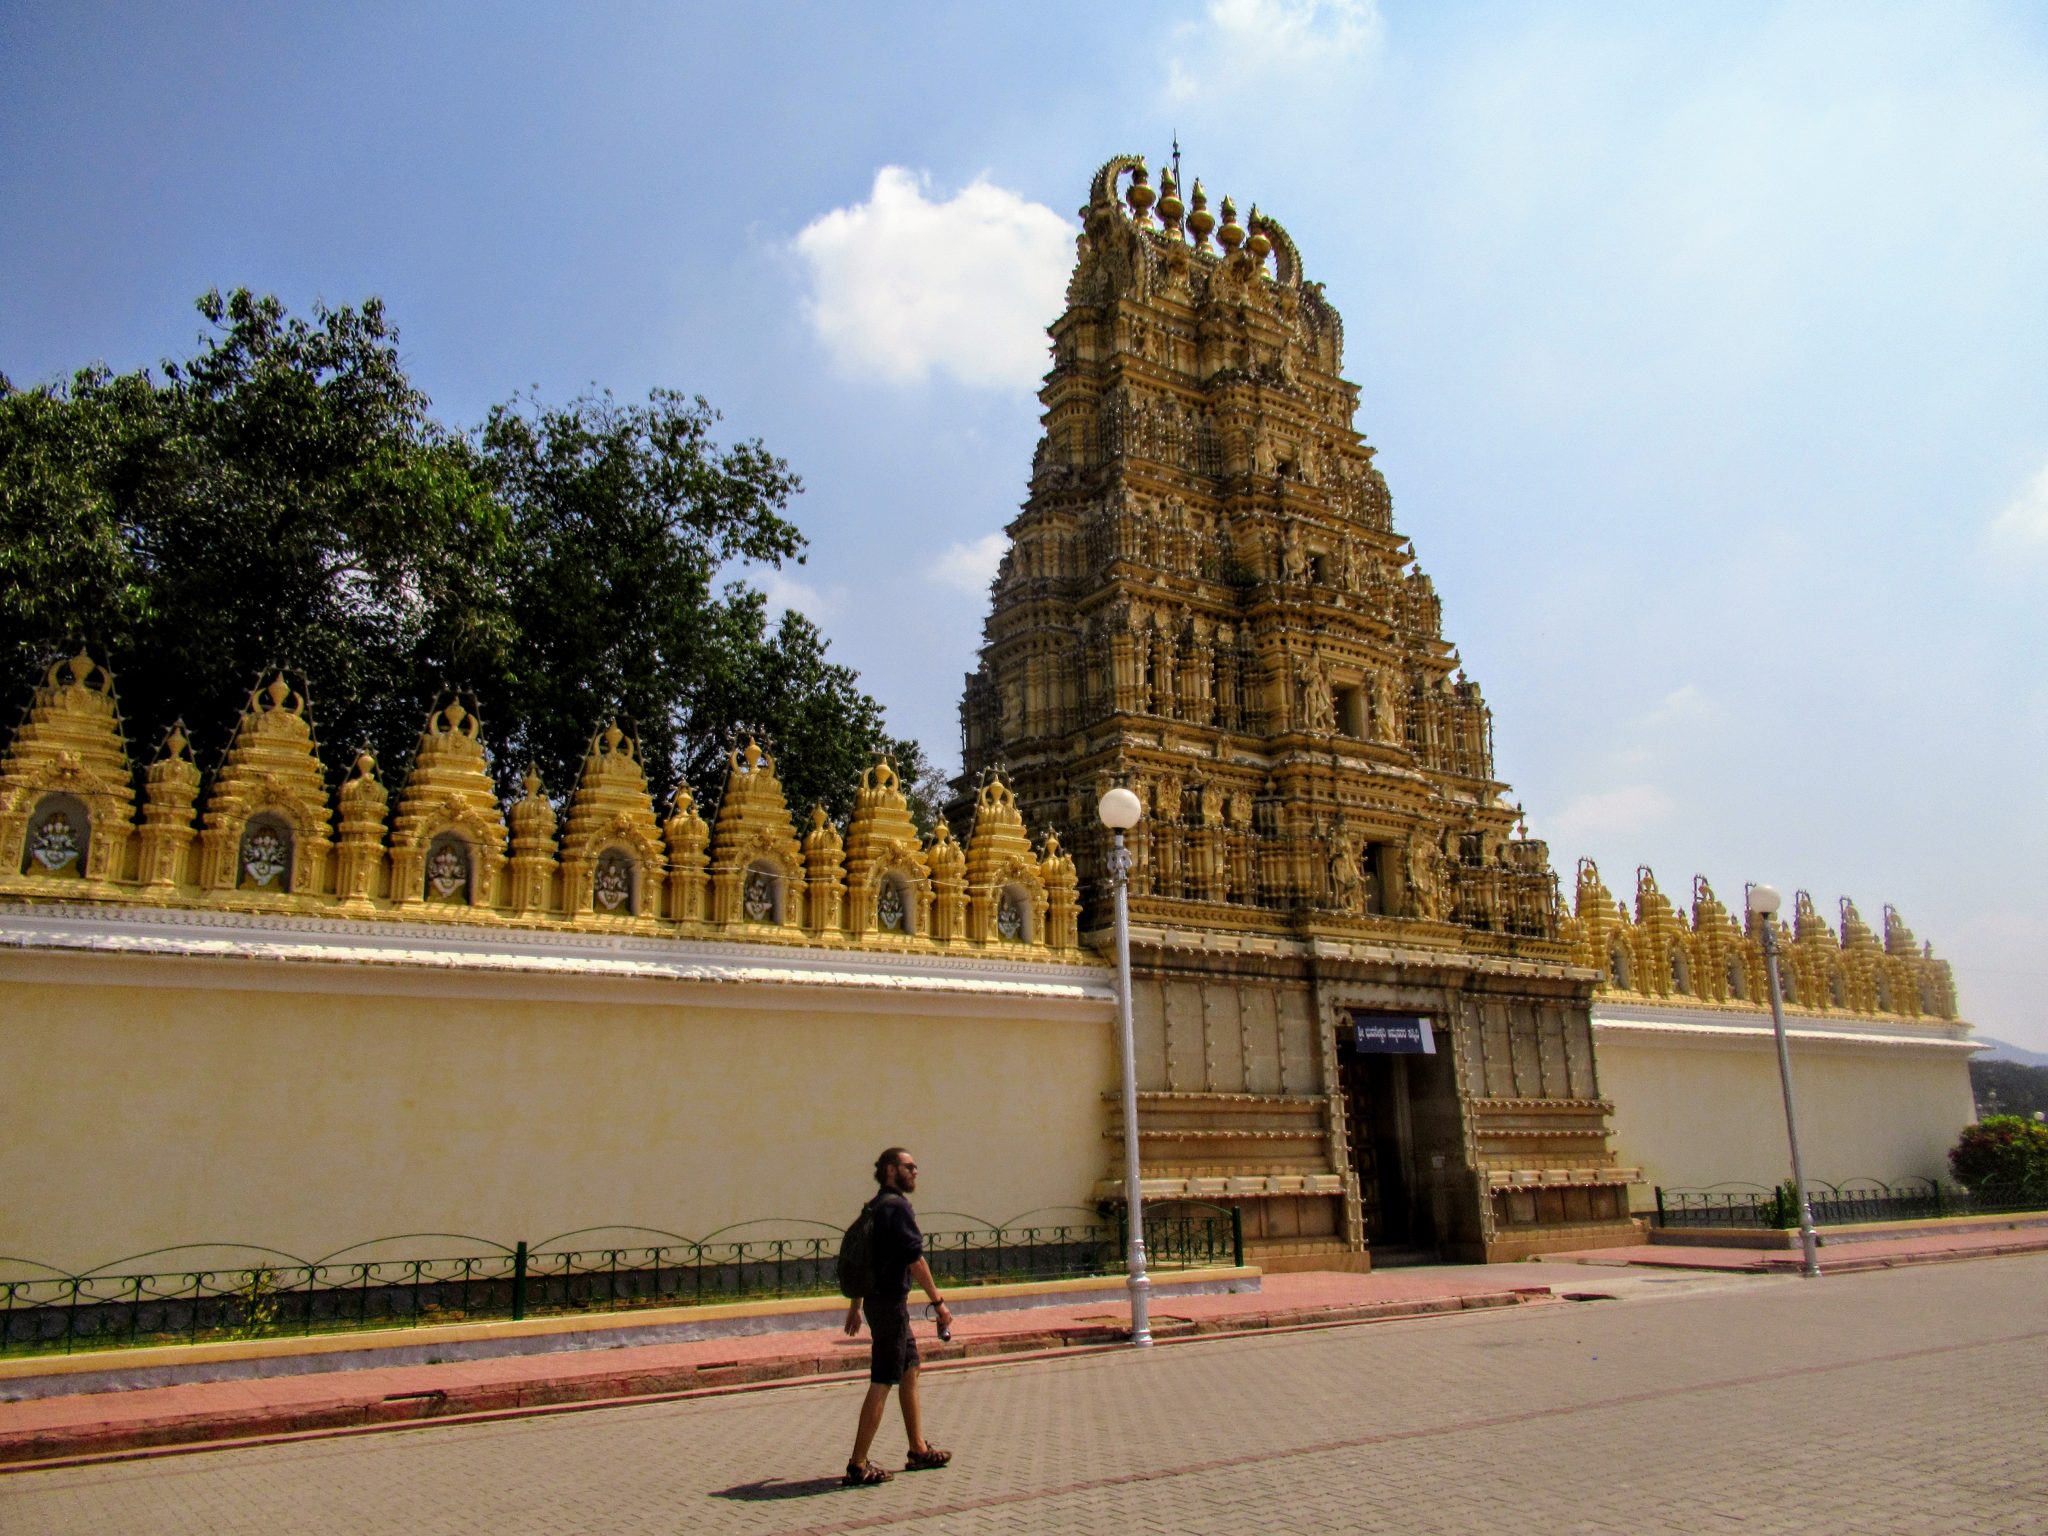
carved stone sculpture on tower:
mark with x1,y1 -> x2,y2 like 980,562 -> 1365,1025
1298,655 -> 1335,735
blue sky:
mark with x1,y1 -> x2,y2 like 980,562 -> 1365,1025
4,2 -> 2045,1050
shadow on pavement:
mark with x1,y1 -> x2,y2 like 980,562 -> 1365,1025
709,1475 -> 850,1502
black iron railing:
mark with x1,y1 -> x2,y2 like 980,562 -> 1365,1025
1652,1179 -> 2048,1230
0,1204 -> 1241,1358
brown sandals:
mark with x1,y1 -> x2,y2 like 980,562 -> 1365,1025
844,1446 -> 949,1485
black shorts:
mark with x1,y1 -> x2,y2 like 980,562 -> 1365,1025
866,1293 -> 919,1386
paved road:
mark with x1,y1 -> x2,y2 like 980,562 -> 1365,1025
5,1256 -> 2044,1535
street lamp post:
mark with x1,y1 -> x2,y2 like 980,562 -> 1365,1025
1747,883 -> 1822,1279
1097,785 -> 1151,1347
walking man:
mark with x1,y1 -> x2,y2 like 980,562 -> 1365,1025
844,1146 -> 953,1486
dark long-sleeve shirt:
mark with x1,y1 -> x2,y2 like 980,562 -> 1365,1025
864,1191 -> 924,1301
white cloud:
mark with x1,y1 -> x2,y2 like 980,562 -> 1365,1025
1645,683 -> 1715,729
928,532 -> 1007,595
1988,457 -> 2048,553
791,167 -> 1072,391
755,567 -> 836,622
1546,784 -> 1675,844
1165,0 -> 1383,104
1607,684 -> 1718,771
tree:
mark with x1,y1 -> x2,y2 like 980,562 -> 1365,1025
1948,1115 -> 2048,1203
2,289 -> 511,770
479,388 -> 872,816
0,289 -> 925,821
1967,1059 -> 2048,1121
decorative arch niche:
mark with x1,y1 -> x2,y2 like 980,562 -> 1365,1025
424,831 -> 474,904
995,882 -> 1033,943
237,811 -> 295,892
21,793 -> 89,878
593,846 -> 639,915
742,859 -> 785,924
1607,940 -> 1632,990
876,871 -> 916,935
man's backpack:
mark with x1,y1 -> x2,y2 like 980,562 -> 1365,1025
835,1197 -> 880,1299
837,1191 -> 910,1299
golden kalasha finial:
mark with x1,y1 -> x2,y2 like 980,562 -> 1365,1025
1157,167 -> 1184,233
1246,205 -> 1272,266
1125,163 -> 1155,225
1217,195 -> 1244,254
1186,180 -> 1214,247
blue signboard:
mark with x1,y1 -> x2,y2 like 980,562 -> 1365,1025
1348,1012 -> 1436,1055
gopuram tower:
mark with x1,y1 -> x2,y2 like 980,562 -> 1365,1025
957,154 -> 1637,1266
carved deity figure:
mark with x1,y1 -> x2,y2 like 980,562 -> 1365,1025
240,825 -> 288,887
996,889 -> 1025,940
1407,834 -> 1451,921
594,850 -> 633,912
1328,829 -> 1365,911
1280,521 -> 1308,583
1370,670 -> 1400,744
426,841 -> 468,901
29,811 -> 80,873
1296,655 -> 1335,734
743,869 -> 775,922
878,879 -> 906,932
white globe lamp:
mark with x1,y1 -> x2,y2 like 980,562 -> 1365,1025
1096,782 -> 1150,1344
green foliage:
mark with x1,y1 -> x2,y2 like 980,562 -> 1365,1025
1766,1179 -> 1800,1228
0,290 -> 924,818
2,289 -> 510,773
231,1266 -> 281,1340
1947,1115 -> 2048,1202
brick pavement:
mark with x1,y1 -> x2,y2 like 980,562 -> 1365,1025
0,1268 -> 1545,1465
2,1252 -> 2042,1534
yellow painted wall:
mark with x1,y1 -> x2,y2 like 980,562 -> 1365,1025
0,962 -> 1114,1272
1598,1029 -> 1978,1208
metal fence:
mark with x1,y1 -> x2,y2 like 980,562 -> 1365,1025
1652,1179 -> 2048,1230
0,1203 -> 1241,1358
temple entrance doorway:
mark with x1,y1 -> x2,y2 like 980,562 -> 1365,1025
1339,1013 -> 1467,1262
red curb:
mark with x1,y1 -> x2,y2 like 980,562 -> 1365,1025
0,1288 -> 1545,1471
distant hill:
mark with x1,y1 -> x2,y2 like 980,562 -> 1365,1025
1969,1057 -> 2048,1119
1977,1037 -> 2048,1068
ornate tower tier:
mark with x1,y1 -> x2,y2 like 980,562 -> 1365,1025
960,155 -> 1548,944
957,154 -> 1636,1266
